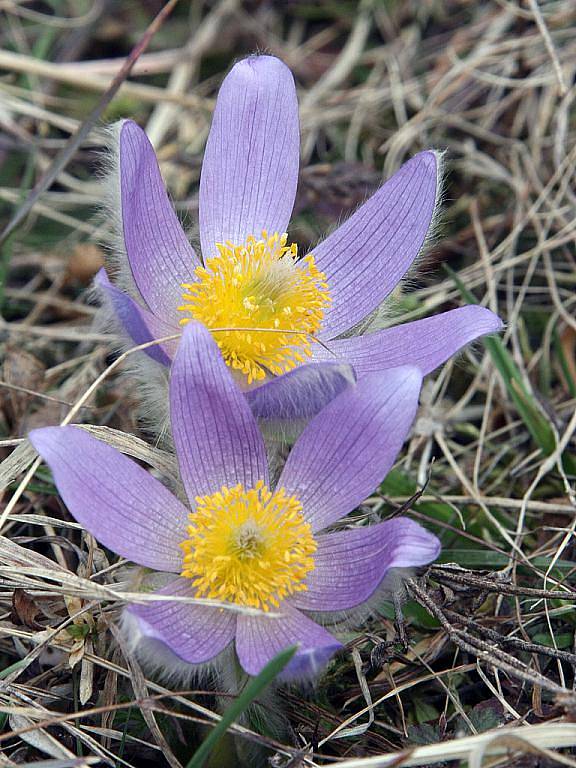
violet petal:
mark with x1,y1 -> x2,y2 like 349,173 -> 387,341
199,56 -> 299,258
95,268 -> 177,366
29,427 -> 188,572
312,305 -> 503,376
236,601 -> 341,679
120,120 -> 199,323
279,366 -> 422,533
292,518 -> 440,612
170,322 -> 269,504
245,360 -> 356,421
314,151 -> 438,338
126,578 -> 236,664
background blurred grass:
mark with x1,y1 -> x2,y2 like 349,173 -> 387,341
1,1 -> 576,766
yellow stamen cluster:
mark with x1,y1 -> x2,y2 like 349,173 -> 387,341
178,231 -> 331,384
180,480 -> 316,611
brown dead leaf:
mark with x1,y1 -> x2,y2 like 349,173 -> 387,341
65,243 -> 105,284
1,348 -> 46,432
22,399 -> 67,432
559,325 -> 576,395
11,588 -> 44,630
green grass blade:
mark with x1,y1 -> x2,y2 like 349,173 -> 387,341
438,549 -> 575,570
186,645 -> 297,768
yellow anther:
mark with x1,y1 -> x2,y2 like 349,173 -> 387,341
178,231 -> 331,384
179,482 -> 316,611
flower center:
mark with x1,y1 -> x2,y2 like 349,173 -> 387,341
180,480 -> 316,611
178,231 -> 331,384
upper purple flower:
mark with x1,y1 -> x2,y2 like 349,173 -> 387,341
98,54 -> 502,421
29,323 -> 440,679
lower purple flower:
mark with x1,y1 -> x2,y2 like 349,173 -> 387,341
29,323 -> 440,679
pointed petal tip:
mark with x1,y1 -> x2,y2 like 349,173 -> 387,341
119,120 -> 151,173
415,148 -> 438,168
473,304 -> 505,332
28,426 -> 188,571
453,304 -> 505,337
280,640 -> 342,681
229,53 -> 292,80
404,522 -> 442,566
221,54 -> 295,102
315,150 -> 440,338
386,517 -> 442,569
93,266 -> 109,288
119,117 -> 198,321
200,52 -> 299,253
119,120 -> 155,191
397,149 -> 439,180
28,425 -> 61,456
120,118 -> 146,143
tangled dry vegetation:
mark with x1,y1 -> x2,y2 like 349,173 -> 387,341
1,1 -> 576,766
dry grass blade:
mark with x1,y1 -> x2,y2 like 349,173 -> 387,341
325,723 -> 576,767
0,0 -> 179,246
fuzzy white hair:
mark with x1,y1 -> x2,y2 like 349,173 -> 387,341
89,121 -> 178,441
95,121 -> 140,297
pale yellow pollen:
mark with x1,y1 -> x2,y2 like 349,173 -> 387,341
177,231 -> 331,384
179,480 -> 316,611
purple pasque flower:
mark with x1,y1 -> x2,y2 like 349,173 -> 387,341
29,323 -> 439,679
97,54 -> 502,422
